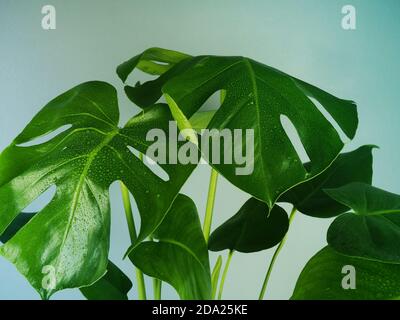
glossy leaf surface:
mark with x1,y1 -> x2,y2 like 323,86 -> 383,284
208,198 -> 288,253
280,145 -> 375,218
292,246 -> 400,300
0,212 -> 35,243
0,81 -> 193,298
128,194 -> 211,300
326,183 -> 400,263
120,48 -> 358,207
80,261 -> 132,300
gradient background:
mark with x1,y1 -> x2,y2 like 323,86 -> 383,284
0,0 -> 399,300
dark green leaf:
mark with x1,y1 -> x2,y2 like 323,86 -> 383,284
80,261 -> 132,300
0,81 -> 194,299
280,145 -> 375,218
292,246 -> 400,300
325,183 -> 400,216
127,49 -> 358,207
208,198 -> 289,253
128,194 -> 211,300
326,183 -> 400,263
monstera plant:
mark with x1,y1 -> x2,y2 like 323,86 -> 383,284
0,47 -> 398,300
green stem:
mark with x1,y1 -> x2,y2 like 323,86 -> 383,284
258,207 -> 297,300
149,235 -> 163,300
153,278 -> 162,300
218,250 -> 234,300
203,168 -> 219,243
120,182 -> 147,300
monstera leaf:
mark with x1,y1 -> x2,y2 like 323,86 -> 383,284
0,81 -> 194,299
128,194 -> 211,300
280,145 -> 375,218
208,198 -> 288,253
118,48 -> 358,208
326,183 -> 400,263
292,246 -> 400,300
80,261 -> 132,300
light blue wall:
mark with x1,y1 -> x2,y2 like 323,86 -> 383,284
0,0 -> 399,299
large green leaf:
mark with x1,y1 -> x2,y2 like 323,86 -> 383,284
0,81 -> 194,299
120,48 -> 358,207
117,47 -> 193,108
280,145 -> 375,218
128,194 -> 211,300
292,246 -> 400,300
326,183 -> 400,263
208,198 -> 288,253
80,261 -> 132,300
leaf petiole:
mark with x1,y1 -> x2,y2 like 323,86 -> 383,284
120,182 -> 147,300
211,255 -> 223,299
258,207 -> 297,300
218,250 -> 234,300
203,168 -> 219,243
153,278 -> 162,300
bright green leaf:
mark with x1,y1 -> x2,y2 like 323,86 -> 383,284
128,194 -> 211,300
80,261 -> 132,300
0,81 -> 194,299
117,47 -> 191,80
292,246 -> 400,300
280,145 -> 375,218
165,93 -> 198,145
208,198 -> 289,253
326,183 -> 400,263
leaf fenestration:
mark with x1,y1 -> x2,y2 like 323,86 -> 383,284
120,48 -> 359,208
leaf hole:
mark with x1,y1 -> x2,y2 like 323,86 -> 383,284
126,146 -> 169,182
22,185 -> 57,213
280,115 -> 311,165
150,60 -> 169,66
110,181 -> 142,243
17,125 -> 72,147
307,96 -> 349,143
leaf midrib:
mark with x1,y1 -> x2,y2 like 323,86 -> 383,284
56,129 -> 118,275
243,58 -> 269,203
